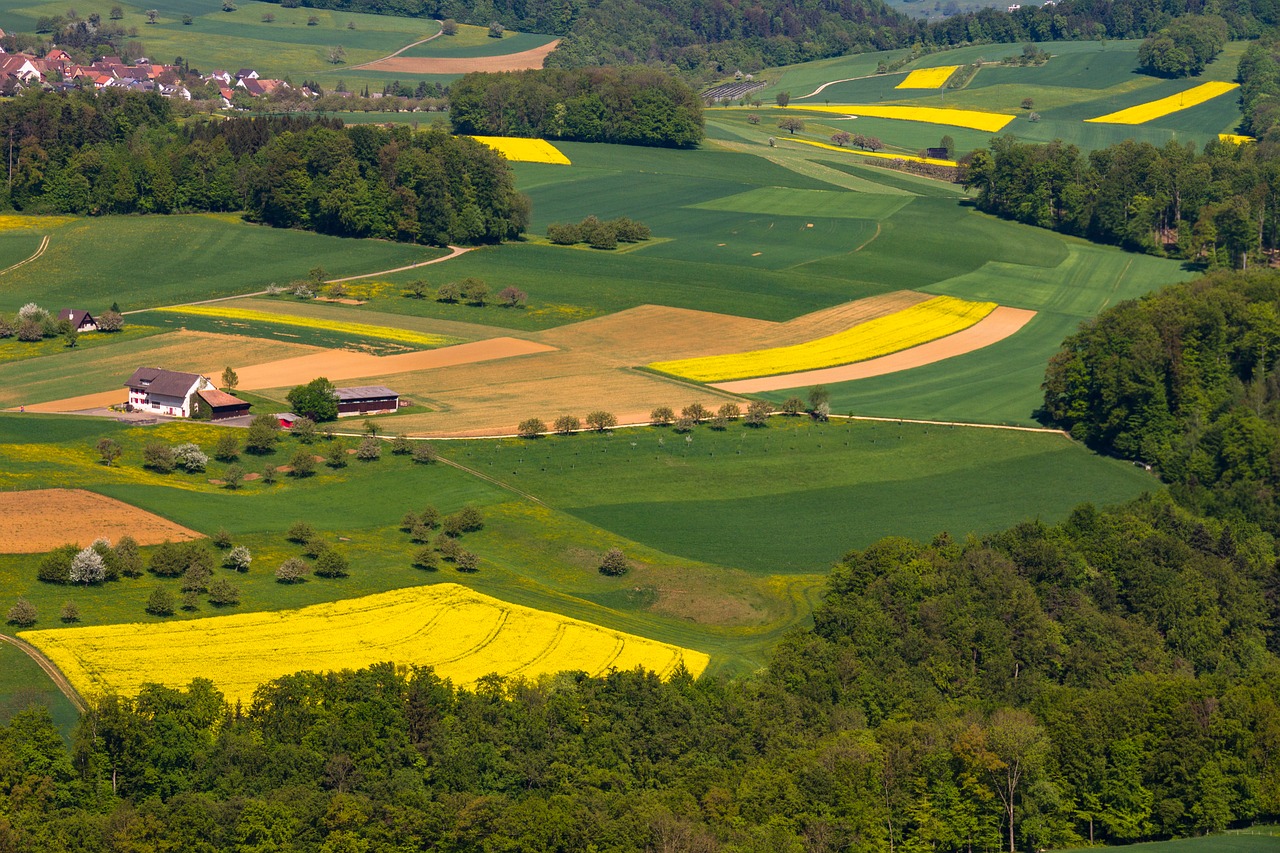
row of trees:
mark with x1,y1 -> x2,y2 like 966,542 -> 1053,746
1,491 -> 1275,849
1240,35 -> 1280,139
449,67 -> 704,148
0,91 -> 529,246
546,214 -> 650,249
964,135 -> 1280,266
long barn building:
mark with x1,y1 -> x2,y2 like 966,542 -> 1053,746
334,386 -> 400,417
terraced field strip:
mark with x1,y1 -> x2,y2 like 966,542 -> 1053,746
0,489 -> 202,552
788,137 -> 956,166
21,584 -> 710,704
1086,81 -> 1239,125
154,305 -> 463,349
897,66 -> 959,89
650,295 -> 997,383
798,104 -> 1015,132
469,136 -> 571,164
713,306 -> 1036,392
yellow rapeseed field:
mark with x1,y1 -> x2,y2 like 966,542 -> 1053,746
1219,133 -> 1255,144
798,104 -> 1015,132
155,305 -> 461,349
1086,81 -> 1239,124
22,585 -> 710,704
896,66 -> 959,89
650,295 -> 997,382
790,138 -> 956,166
469,136 -> 572,165
0,214 -> 75,231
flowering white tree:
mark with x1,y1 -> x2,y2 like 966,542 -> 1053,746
225,545 -> 252,572
174,443 -> 209,473
17,302 -> 47,322
69,547 -> 106,584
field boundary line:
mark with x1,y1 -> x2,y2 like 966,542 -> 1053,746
335,20 -> 444,71
0,234 -> 49,276
830,413 -> 1067,435
431,453 -> 552,507
0,633 -> 86,714
123,245 -> 471,315
794,74 -> 883,100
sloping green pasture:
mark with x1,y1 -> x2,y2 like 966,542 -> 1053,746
397,24 -> 556,58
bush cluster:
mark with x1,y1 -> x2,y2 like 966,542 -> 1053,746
546,216 -> 650,250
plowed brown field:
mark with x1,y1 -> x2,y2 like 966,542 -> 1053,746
359,40 -> 560,74
0,489 -> 202,552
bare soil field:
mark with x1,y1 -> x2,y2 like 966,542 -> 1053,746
0,489 -> 201,552
712,306 -> 1037,393
358,40 -> 560,74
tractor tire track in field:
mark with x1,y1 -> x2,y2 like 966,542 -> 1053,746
0,234 -> 49,276
0,633 -> 86,714
341,20 -> 445,71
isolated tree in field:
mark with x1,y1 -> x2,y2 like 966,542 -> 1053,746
710,413 -> 728,430
115,536 -> 143,577
213,433 -> 239,461
552,414 -> 579,435
223,464 -> 245,490
413,547 -> 438,570
672,416 -> 694,433
7,598 -> 36,626
142,442 -> 176,473
182,13 -> 192,23
362,419 -> 379,436
60,601 -> 80,623
518,418 -> 546,438
782,396 -> 804,415
682,402 -> 709,423
70,547 -> 106,584
1021,97 -> 1034,110
326,442 -> 348,468
436,536 -> 461,562
290,416 -> 317,445
286,521 -> 316,544
650,406 -> 674,426
64,329 -> 78,348
315,549 -> 350,578
213,529 -> 233,549
599,548 -> 629,576
275,557 -> 310,583
225,545 -> 252,572
808,385 -> 830,412
436,281 -> 462,303
261,11 -> 274,21
441,18 -> 457,35
498,285 -> 527,307
145,9 -> 158,23
775,91 -> 790,107
97,437 -> 122,467
181,562 -> 212,593
747,114 -> 761,125
411,443 -> 436,464
208,578 -> 241,606
405,279 -> 429,299
717,402 -> 741,421
390,435 -> 411,455
262,465 -> 277,484
487,20 -> 503,37
109,4 -> 122,17
778,117 -> 804,135
221,366 -> 239,392
290,448 -> 317,477
355,435 -> 381,460
97,310 -> 124,332
831,131 -> 852,147
145,588 -> 174,616
174,443 -> 208,473
745,400 -> 771,426
940,134 -> 955,158
586,410 -> 617,432
245,414 -> 280,454
288,377 -> 338,422
455,550 -> 479,572
410,521 -> 435,543
328,45 -> 346,64
462,278 -> 489,306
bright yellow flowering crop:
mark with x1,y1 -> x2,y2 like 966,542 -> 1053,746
154,305 -> 461,349
1086,82 -> 1238,125
22,584 -> 709,704
1219,133 -> 1254,144
896,66 -> 959,89
650,295 -> 997,382
469,136 -> 572,164
798,104 -> 1015,132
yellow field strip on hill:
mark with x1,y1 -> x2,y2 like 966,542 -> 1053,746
22,584 -> 709,705
1219,133 -> 1255,144
650,295 -> 997,383
154,305 -> 462,348
798,104 -> 1015,132
469,136 -> 571,164
790,137 -> 956,166
897,65 -> 959,89
1086,81 -> 1239,125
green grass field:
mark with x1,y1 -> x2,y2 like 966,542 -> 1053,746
0,642 -> 79,739
397,23 -> 556,58
1057,828 -> 1280,853
0,214 -> 440,314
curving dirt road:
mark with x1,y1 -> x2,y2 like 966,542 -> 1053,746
0,633 -> 86,714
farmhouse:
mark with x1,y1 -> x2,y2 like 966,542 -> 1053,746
123,368 -> 214,418
195,388 -> 251,421
58,309 -> 97,332
334,386 -> 400,417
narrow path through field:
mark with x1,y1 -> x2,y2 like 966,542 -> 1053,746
794,73 -> 883,100
123,245 -> 472,315
0,234 -> 49,276
0,634 -> 86,714
432,454 -> 551,508
341,20 -> 444,71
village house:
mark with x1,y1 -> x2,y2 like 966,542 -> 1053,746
123,368 -> 215,418
58,309 -> 97,332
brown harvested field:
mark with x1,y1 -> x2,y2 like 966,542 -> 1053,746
712,306 -> 1037,393
0,489 -> 201,553
359,40 -> 560,74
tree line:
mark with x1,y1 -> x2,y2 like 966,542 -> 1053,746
1240,35 -> 1280,139
449,67 -> 704,148
1043,267 -> 1280,536
0,90 -> 529,245
964,135 -> 1280,267
1,492 -> 1276,850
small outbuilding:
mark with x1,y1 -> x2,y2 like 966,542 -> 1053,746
333,386 -> 400,417
196,388 -> 251,421
58,309 -> 97,332
275,412 -> 298,428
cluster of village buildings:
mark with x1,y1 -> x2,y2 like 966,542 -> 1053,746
0,41 -> 295,104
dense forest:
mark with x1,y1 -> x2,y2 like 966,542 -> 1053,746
251,0 -> 1280,76
449,67 -> 704,148
0,90 -> 528,245
0,495 -> 1276,851
1043,268 -> 1280,535
963,136 -> 1280,265
1240,35 -> 1280,139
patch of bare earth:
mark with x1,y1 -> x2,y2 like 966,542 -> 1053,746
360,40 -> 560,74
0,489 -> 201,553
713,306 -> 1038,393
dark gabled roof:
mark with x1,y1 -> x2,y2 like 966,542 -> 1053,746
123,367 -> 204,397
333,386 -> 398,401
58,308 -> 94,326
236,68 -> 256,78
197,389 -> 249,408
